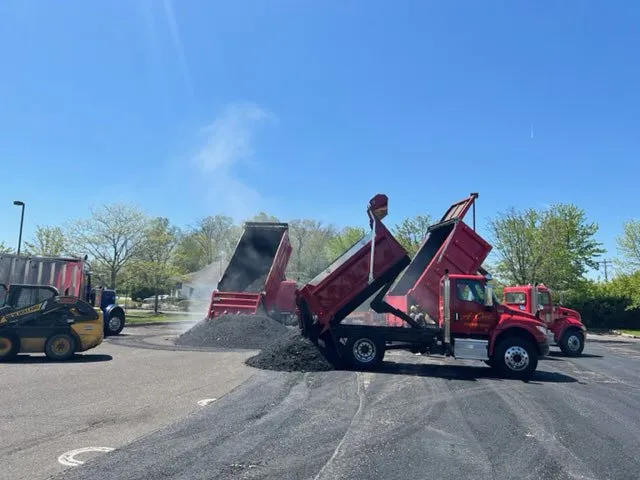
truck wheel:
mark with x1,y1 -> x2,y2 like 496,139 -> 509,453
345,335 -> 385,370
45,333 -> 76,361
105,313 -> 125,336
559,329 -> 584,357
0,334 -> 19,361
494,337 -> 538,380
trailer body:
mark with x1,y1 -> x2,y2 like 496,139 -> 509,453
0,253 -> 125,335
295,193 -> 550,379
207,222 -> 295,322
503,284 -> 586,356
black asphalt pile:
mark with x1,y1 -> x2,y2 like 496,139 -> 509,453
174,314 -> 288,349
245,330 -> 340,372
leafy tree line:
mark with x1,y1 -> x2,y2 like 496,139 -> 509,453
3,204 -> 433,311
5,200 -> 640,328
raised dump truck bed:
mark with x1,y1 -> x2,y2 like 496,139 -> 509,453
295,194 -> 411,337
208,222 -> 294,319
385,193 -> 492,326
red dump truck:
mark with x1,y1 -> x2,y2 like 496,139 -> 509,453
207,222 -> 297,324
503,284 -> 586,356
295,193 -> 550,379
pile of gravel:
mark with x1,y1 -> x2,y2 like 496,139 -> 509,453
175,314 -> 288,349
245,330 -> 340,372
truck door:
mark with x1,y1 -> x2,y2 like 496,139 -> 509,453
538,290 -> 553,327
451,278 -> 498,335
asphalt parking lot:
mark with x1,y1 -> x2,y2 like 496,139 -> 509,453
3,326 -> 640,480
0,323 -> 255,480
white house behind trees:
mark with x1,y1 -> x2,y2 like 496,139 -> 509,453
174,257 -> 228,303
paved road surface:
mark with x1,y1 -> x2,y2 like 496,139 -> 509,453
0,325 -> 255,480
54,335 -> 640,480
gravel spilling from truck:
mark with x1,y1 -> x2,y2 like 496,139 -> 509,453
245,330 -> 340,372
174,314 -> 288,349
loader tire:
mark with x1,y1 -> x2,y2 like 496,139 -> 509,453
559,329 -> 584,357
45,333 -> 76,361
0,333 -> 19,361
493,336 -> 538,380
344,334 -> 385,370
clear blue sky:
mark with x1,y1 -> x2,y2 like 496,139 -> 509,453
1,1 -> 638,278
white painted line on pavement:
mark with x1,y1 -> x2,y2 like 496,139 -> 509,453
58,447 -> 115,467
197,398 -> 217,406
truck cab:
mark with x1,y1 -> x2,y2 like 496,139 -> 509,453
503,284 -> 586,356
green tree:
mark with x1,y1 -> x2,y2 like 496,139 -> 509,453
172,232 -> 206,273
249,212 -> 280,223
66,203 -> 148,289
393,215 -> 432,257
193,215 -> 240,265
325,226 -> 366,260
24,225 -> 68,256
616,219 -> 640,273
0,241 -> 12,253
287,219 -> 337,282
126,217 -> 183,313
489,204 -> 604,290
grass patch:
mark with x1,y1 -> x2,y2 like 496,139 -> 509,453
126,311 -> 192,324
620,329 -> 640,336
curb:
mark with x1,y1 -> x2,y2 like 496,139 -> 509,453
612,330 -> 640,339
125,320 -> 199,327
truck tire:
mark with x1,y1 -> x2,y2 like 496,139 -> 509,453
45,333 -> 76,361
105,313 -> 125,336
559,329 -> 584,357
344,335 -> 385,370
493,336 -> 538,380
0,333 -> 20,361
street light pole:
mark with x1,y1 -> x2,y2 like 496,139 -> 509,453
13,200 -> 25,255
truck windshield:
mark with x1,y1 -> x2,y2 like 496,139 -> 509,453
505,292 -> 526,304
456,279 -> 487,304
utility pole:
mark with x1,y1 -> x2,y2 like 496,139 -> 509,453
13,200 -> 25,255
597,259 -> 613,282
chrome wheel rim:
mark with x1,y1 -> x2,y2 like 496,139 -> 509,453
353,338 -> 376,363
504,345 -> 529,371
108,316 -> 122,331
567,334 -> 581,351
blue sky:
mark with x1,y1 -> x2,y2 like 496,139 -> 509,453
1,1 -> 638,279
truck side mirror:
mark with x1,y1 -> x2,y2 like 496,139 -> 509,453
484,284 -> 494,307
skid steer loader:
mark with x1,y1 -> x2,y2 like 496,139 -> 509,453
0,283 -> 104,361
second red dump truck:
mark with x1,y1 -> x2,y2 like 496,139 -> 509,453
295,193 -> 550,379
207,222 -> 297,325
503,283 -> 586,356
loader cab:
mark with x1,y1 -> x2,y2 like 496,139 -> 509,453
0,284 -> 59,311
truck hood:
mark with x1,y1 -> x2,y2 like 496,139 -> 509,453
497,303 -> 545,326
556,305 -> 581,322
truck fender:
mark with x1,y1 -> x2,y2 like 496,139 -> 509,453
489,326 -> 540,357
551,316 -> 586,342
103,304 -> 125,320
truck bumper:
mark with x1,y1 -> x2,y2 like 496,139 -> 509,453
538,339 -> 550,357
546,330 -> 556,346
